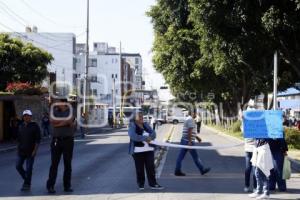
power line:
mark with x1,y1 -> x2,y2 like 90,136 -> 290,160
0,1 -> 30,26
20,0 -> 83,29
0,3 -> 27,27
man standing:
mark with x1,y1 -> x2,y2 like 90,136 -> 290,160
174,110 -> 211,176
16,110 -> 41,191
46,98 -> 75,194
41,112 -> 50,137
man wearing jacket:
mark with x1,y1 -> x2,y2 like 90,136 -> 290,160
16,110 -> 41,191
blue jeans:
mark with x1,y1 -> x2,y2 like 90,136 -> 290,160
175,139 -> 205,173
16,155 -> 35,185
245,152 -> 257,188
269,151 -> 286,191
255,167 -> 270,195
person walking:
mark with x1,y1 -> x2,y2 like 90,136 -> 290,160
16,110 -> 41,191
41,113 -> 50,137
46,98 -> 76,194
79,112 -> 86,139
150,116 -> 157,131
174,110 -> 210,176
128,110 -> 164,191
195,113 -> 202,134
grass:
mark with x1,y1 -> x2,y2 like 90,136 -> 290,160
207,122 -> 300,151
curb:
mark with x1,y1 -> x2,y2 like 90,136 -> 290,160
204,125 -> 300,173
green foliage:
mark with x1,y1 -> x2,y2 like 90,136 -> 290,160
230,120 -> 242,133
285,128 -> 300,150
148,0 -> 300,113
0,34 -> 53,91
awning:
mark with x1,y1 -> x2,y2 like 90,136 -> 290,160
279,99 -> 300,110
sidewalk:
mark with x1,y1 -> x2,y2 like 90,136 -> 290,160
204,125 -> 300,172
0,125 -> 120,153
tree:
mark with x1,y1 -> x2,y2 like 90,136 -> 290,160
148,0 -> 300,117
0,34 -> 53,91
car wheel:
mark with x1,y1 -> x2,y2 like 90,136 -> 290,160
173,120 -> 178,124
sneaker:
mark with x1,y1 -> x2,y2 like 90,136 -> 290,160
150,184 -> 164,190
201,168 -> 211,175
47,187 -> 56,194
174,171 -> 186,176
21,184 -> 30,192
249,192 -> 261,198
256,193 -> 270,199
244,187 -> 251,193
64,188 -> 74,192
138,184 -> 145,191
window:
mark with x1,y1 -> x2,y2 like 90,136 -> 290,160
135,58 -> 139,64
73,58 -> 76,70
89,58 -> 97,67
90,76 -> 97,82
92,89 -> 97,96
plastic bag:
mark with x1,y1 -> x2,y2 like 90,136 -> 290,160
282,156 -> 291,180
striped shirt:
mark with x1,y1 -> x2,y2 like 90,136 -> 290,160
182,116 -> 197,141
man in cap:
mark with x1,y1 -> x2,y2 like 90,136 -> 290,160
16,110 -> 41,191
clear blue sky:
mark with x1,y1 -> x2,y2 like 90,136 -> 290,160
0,0 -> 170,95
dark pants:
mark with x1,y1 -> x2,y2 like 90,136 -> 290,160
16,155 -> 35,186
47,137 -> 74,189
43,125 -> 50,137
132,151 -> 157,187
175,139 -> 205,173
152,123 -> 156,131
196,122 -> 201,133
269,151 -> 286,191
80,127 -> 85,138
245,152 -> 257,188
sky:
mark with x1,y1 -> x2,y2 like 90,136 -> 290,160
0,0 -> 173,101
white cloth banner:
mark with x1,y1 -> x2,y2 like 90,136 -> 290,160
150,140 -> 243,150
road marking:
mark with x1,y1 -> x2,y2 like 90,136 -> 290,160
156,125 -> 176,178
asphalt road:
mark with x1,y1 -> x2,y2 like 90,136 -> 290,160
0,124 -> 299,200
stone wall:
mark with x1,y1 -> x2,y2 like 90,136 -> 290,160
14,95 -> 48,127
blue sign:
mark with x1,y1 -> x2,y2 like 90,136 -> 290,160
243,110 -> 283,138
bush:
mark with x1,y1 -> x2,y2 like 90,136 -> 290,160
285,128 -> 300,150
6,82 -> 43,95
230,120 -> 242,133
6,82 -> 31,92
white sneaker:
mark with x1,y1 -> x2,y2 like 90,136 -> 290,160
256,194 -> 270,199
249,192 -> 261,198
244,187 -> 251,193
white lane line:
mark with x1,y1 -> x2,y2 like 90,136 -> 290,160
156,125 -> 177,178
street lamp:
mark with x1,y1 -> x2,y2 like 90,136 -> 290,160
112,74 -> 118,127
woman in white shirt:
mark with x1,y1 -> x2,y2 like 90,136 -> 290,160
128,111 -> 164,191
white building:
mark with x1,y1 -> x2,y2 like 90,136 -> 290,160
75,42 -> 144,107
10,27 -> 76,95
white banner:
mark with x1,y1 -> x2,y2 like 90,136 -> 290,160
150,141 -> 243,150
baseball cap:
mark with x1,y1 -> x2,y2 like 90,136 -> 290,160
23,110 -> 32,116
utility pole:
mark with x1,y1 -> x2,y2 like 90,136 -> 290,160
273,51 -> 278,110
112,74 -> 117,127
83,0 -> 90,114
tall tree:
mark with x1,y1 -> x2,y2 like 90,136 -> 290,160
0,34 -> 53,90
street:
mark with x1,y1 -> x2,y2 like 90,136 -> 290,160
0,124 -> 299,200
